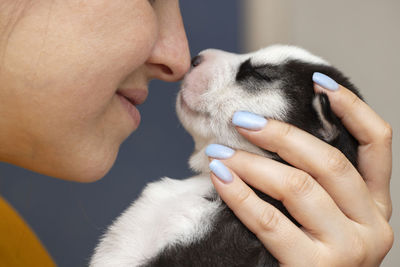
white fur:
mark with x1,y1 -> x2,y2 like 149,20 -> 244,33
250,44 -> 329,66
90,175 -> 218,267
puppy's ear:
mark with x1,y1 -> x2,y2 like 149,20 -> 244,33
312,93 -> 339,142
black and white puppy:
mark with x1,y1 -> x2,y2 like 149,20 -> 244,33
90,45 -> 361,267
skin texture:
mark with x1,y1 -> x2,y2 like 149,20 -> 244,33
210,84 -> 394,266
0,0 -> 190,181
0,1 -> 393,265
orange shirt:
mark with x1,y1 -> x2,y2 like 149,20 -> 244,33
0,195 -> 56,267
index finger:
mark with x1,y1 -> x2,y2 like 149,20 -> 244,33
314,82 -> 392,219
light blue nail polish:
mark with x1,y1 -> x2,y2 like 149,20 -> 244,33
232,111 -> 267,130
209,159 -> 233,183
312,72 -> 339,91
205,144 -> 235,159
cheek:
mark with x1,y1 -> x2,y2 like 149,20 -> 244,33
63,1 -> 158,117
8,0 -> 158,122
18,1 -> 156,86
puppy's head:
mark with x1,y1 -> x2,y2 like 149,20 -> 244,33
176,45 -> 359,173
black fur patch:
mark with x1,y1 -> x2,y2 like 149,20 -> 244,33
236,58 -> 279,88
319,93 -> 335,124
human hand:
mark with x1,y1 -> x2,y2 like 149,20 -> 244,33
207,81 -> 394,266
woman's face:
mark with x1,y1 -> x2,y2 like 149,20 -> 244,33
0,0 -> 190,181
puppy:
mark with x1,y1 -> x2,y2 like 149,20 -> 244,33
90,45 -> 361,267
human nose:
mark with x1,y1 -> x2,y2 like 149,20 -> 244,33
146,6 -> 191,82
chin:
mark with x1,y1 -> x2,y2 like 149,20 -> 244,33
79,151 -> 118,183
49,145 -> 119,183
49,162 -> 113,183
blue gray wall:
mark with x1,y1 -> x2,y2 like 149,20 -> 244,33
0,1 -> 240,266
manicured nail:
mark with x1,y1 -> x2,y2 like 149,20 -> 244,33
312,72 -> 339,91
205,144 -> 235,159
232,111 -> 267,130
209,159 -> 233,183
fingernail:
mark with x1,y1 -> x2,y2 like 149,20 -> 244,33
205,144 -> 235,159
209,159 -> 233,183
312,72 -> 339,91
232,111 -> 267,130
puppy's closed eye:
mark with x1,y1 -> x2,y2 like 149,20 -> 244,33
236,59 -> 273,82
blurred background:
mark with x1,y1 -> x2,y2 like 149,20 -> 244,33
0,0 -> 398,266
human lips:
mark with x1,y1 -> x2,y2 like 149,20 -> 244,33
116,88 -> 148,127
116,88 -> 148,106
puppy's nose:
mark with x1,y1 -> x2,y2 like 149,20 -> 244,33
191,55 -> 203,68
